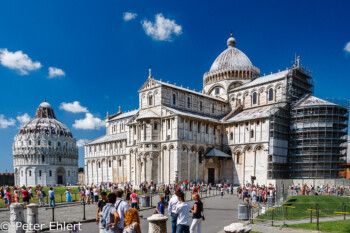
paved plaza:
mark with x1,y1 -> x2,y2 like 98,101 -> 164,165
41,194 -> 238,233
0,193 -> 335,233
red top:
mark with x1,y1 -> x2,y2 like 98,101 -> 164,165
22,190 -> 29,198
6,192 -> 11,199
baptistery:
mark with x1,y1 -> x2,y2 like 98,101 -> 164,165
13,100 -> 79,186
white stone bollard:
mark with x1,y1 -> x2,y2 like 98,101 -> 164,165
147,214 -> 169,233
8,203 -> 25,233
224,223 -> 252,233
26,203 -> 40,233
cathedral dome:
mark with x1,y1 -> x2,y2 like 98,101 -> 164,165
209,38 -> 253,72
203,34 -> 260,92
18,101 -> 73,137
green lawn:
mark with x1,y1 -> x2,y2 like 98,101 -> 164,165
283,219 -> 350,233
257,195 -> 350,221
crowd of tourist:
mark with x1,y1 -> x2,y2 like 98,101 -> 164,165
288,183 -> 349,196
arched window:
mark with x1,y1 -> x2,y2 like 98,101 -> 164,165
37,140 -> 40,145
199,101 -> 203,111
269,88 -> 274,101
58,142 -> 61,147
119,160 -> 122,167
253,92 -> 257,104
29,170 -> 32,176
212,103 -> 215,113
59,156 -> 62,162
42,155 -> 45,162
154,123 -> 158,130
232,97 -> 235,102
49,170 -> 52,176
21,171 -> 23,177
109,161 -> 111,167
187,97 -> 191,108
173,94 -> 176,105
29,140 -> 31,146
39,170 -> 42,177
236,152 -> 241,164
215,87 -> 220,95
98,162 -> 101,168
250,130 -> 254,138
148,96 -> 153,106
199,151 -> 203,163
48,141 -> 51,146
230,132 -> 233,140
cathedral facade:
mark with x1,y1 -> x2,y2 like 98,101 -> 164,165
84,35 -> 348,186
13,101 -> 79,186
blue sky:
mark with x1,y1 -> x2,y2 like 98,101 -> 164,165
0,0 -> 349,172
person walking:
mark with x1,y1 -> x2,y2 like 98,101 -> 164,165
96,192 -> 108,224
130,190 -> 139,209
164,186 -> 171,206
101,193 -> 120,233
155,196 -> 165,215
168,189 -> 180,233
174,191 -> 191,233
115,189 -> 130,233
123,208 -> 141,233
48,187 -> 56,207
190,193 -> 203,233
93,186 -> 100,204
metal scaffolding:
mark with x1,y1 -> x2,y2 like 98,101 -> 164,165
288,98 -> 349,178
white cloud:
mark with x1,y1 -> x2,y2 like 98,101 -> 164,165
48,67 -> 65,78
73,113 -> 105,130
60,101 -> 88,113
77,139 -> 89,147
0,49 -> 42,75
123,12 -> 137,21
142,13 -> 182,41
0,114 -> 16,128
16,113 -> 31,126
344,42 -> 350,54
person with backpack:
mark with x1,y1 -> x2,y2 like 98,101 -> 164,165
130,190 -> 139,209
155,196 -> 165,215
114,189 -> 129,233
101,193 -> 120,233
190,193 -> 204,233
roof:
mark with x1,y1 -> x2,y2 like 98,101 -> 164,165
154,79 -> 227,103
86,132 -> 127,145
294,95 -> 337,108
233,70 -> 289,91
109,110 -> 138,121
210,47 -> 253,72
206,148 -> 231,158
137,110 -> 160,120
163,106 -> 221,122
224,104 -> 285,123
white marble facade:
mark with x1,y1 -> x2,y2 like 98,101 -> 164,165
13,101 -> 79,186
85,34 -> 314,186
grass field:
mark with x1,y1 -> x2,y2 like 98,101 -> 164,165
283,219 -> 350,233
257,195 -> 350,221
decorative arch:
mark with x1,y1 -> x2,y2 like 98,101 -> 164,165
253,144 -> 265,152
228,81 -> 243,91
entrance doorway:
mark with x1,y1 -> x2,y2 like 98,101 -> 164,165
56,167 -> 65,185
208,168 -> 215,184
57,175 -> 63,184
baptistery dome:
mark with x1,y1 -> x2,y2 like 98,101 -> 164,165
13,100 -> 78,187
